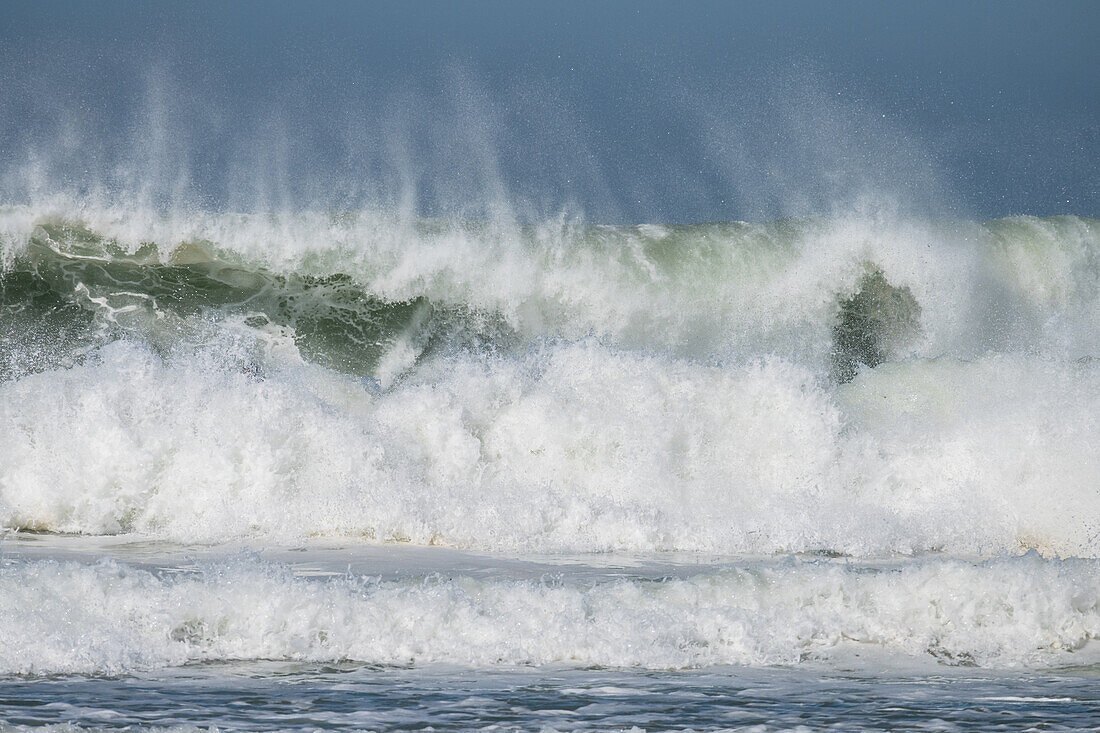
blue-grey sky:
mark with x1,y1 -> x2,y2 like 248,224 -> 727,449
1,0 -> 1096,222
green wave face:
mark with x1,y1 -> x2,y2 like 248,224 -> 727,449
1,221 -> 512,381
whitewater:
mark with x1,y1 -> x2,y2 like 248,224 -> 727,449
1,203 -> 1099,729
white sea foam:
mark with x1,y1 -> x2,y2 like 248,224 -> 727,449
0,338 -> 1097,556
0,554 -> 1095,675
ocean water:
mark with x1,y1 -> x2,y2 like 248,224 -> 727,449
1,205 -> 1099,730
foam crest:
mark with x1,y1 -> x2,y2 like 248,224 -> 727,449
2,205 -> 1098,366
0,555 -> 1096,675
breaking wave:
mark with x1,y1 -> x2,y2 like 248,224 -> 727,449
1,205 -> 1098,556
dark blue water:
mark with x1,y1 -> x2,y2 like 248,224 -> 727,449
3,664 -> 1098,731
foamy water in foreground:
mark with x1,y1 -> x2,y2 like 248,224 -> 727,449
1,536 -> 1099,730
1,206 -> 1098,729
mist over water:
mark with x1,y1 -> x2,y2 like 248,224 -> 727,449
2,1 -> 1096,221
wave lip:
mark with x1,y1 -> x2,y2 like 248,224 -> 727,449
0,554 -> 1096,675
3,206 -> 1098,368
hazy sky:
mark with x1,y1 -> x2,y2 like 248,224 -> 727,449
1,0 -> 1096,222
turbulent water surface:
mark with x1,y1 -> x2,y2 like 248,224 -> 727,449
1,205 -> 1099,730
